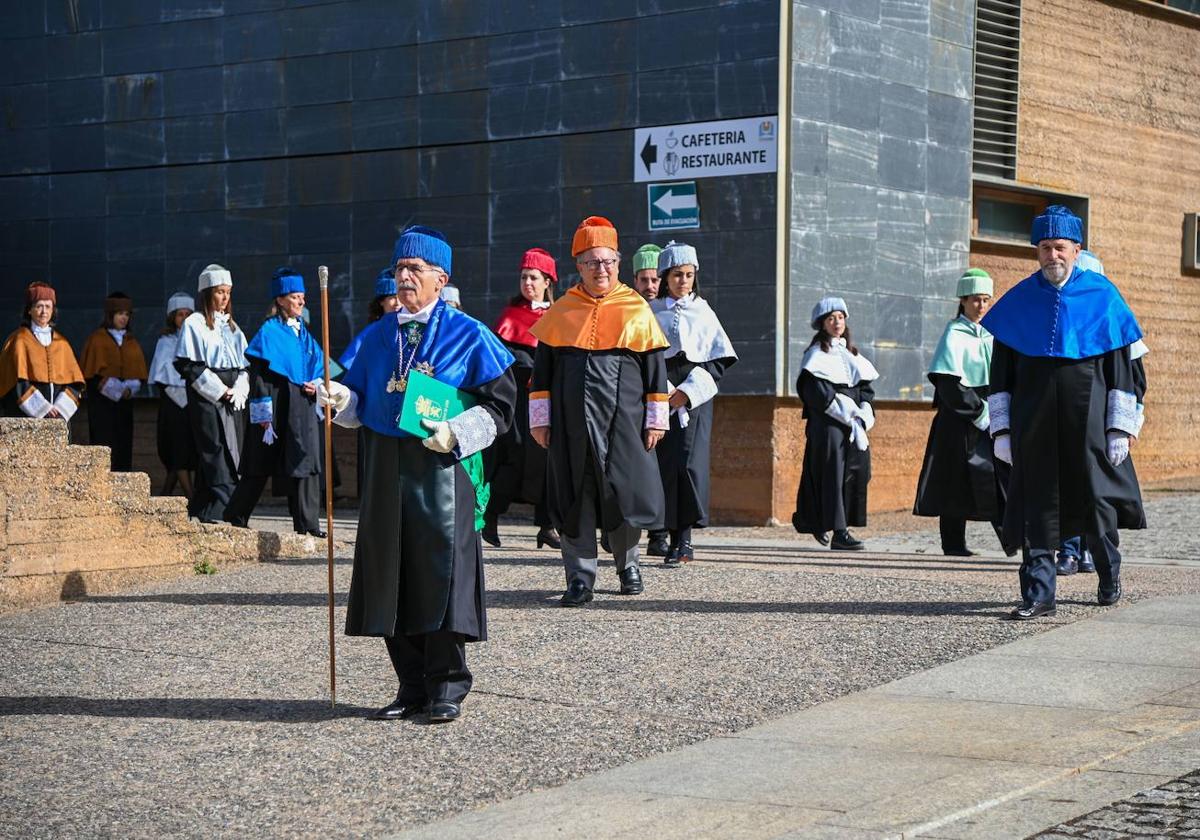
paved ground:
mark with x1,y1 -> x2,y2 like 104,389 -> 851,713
2,491 -> 1198,838
1030,769 -> 1200,839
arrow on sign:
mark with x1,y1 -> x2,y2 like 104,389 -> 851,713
653,189 -> 697,216
640,136 -> 657,174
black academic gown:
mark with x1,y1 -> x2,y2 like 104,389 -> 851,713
913,376 -> 1006,521
85,376 -> 135,472
793,371 -> 874,533
532,344 -> 668,537
174,361 -> 246,521
157,395 -> 195,472
657,354 -> 732,531
483,341 -> 549,526
346,370 -> 516,641
991,342 -> 1146,552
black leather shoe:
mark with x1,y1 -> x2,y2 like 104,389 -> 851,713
813,531 -> 830,546
1055,554 -> 1078,576
481,520 -> 500,548
1098,581 -> 1122,606
1078,550 -> 1096,573
1010,601 -> 1057,620
674,541 -> 694,564
427,700 -> 461,723
536,527 -> 561,549
943,547 -> 974,557
369,698 -> 426,721
647,532 -> 671,557
618,566 -> 644,595
559,580 -> 594,607
830,529 -> 864,551
304,528 -> 327,538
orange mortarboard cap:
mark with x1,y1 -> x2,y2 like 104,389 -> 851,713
570,216 -> 619,257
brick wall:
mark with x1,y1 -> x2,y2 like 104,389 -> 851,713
972,0 -> 1200,485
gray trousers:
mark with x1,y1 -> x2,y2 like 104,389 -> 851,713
562,466 -> 641,589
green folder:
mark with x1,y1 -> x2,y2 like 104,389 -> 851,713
397,369 -> 489,529
397,369 -> 477,437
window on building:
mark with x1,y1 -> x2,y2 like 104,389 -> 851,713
972,0 -> 1022,180
1164,0 -> 1200,14
971,180 -> 1089,247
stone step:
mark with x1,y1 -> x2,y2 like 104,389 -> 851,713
6,536 -> 189,577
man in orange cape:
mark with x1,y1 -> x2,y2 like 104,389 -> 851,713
529,216 -> 670,606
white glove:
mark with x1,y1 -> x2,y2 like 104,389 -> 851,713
855,402 -> 875,432
993,434 -> 1012,465
316,380 -> 352,413
262,424 -> 277,445
421,418 -> 457,453
1106,432 -> 1129,467
230,372 -> 250,411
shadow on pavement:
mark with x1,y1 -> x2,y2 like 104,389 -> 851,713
483,589 -> 1017,617
85,592 -> 350,607
0,695 -> 371,722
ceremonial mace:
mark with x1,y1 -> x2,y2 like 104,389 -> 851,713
318,265 -> 337,707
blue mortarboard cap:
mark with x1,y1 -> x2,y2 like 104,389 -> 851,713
393,225 -> 452,275
270,266 -> 305,297
1031,205 -> 1083,245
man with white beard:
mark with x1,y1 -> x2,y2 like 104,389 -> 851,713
982,205 -> 1146,620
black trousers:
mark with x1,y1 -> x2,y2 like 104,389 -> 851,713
939,516 -> 1005,553
224,473 -> 320,533
384,631 -> 472,704
1020,528 -> 1121,605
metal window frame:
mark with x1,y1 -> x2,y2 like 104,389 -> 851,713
972,0 -> 1023,180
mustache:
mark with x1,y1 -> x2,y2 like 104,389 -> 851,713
395,282 -> 418,292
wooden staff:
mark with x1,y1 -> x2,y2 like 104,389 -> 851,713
318,265 -> 336,707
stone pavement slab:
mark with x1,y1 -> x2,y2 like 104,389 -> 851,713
394,595 -> 1200,840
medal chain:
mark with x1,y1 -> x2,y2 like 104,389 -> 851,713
387,323 -> 423,394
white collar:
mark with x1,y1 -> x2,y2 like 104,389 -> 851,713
665,293 -> 692,310
829,336 -> 846,349
214,311 -> 230,326
31,324 -> 52,346
531,300 -> 551,310
396,299 -> 437,325
285,317 -> 302,334
108,328 -> 126,346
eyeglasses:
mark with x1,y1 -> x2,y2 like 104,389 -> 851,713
394,263 -> 436,277
578,256 -> 621,272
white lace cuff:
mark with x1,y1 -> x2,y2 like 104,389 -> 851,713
645,398 -> 669,431
677,366 -> 718,409
249,398 -> 273,425
988,391 -> 1011,437
19,387 -> 51,418
1106,389 -> 1139,436
53,390 -> 79,421
192,369 -> 227,404
529,394 -> 550,428
448,406 -> 498,459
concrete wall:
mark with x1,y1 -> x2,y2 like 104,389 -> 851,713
785,0 -> 976,400
0,0 -> 781,394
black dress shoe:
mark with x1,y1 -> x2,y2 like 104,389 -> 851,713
618,566 -> 644,595
1055,554 -> 1078,576
427,700 -> 461,723
369,698 -> 426,721
646,532 -> 671,557
304,528 -> 327,538
674,541 -> 694,564
1010,601 -> 1057,620
1078,551 -> 1096,573
1098,581 -> 1122,606
536,527 -> 561,549
481,520 -> 500,548
813,531 -> 830,546
830,529 -> 864,551
559,580 -> 594,607
943,547 -> 974,557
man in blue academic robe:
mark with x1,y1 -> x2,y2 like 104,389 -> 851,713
983,206 -> 1146,620
318,226 -> 515,722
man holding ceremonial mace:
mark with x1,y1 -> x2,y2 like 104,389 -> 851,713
317,226 -> 516,723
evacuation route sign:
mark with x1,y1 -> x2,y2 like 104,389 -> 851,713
647,182 -> 699,231
634,115 -> 778,183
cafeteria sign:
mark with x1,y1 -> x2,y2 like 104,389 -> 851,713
634,116 -> 778,183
